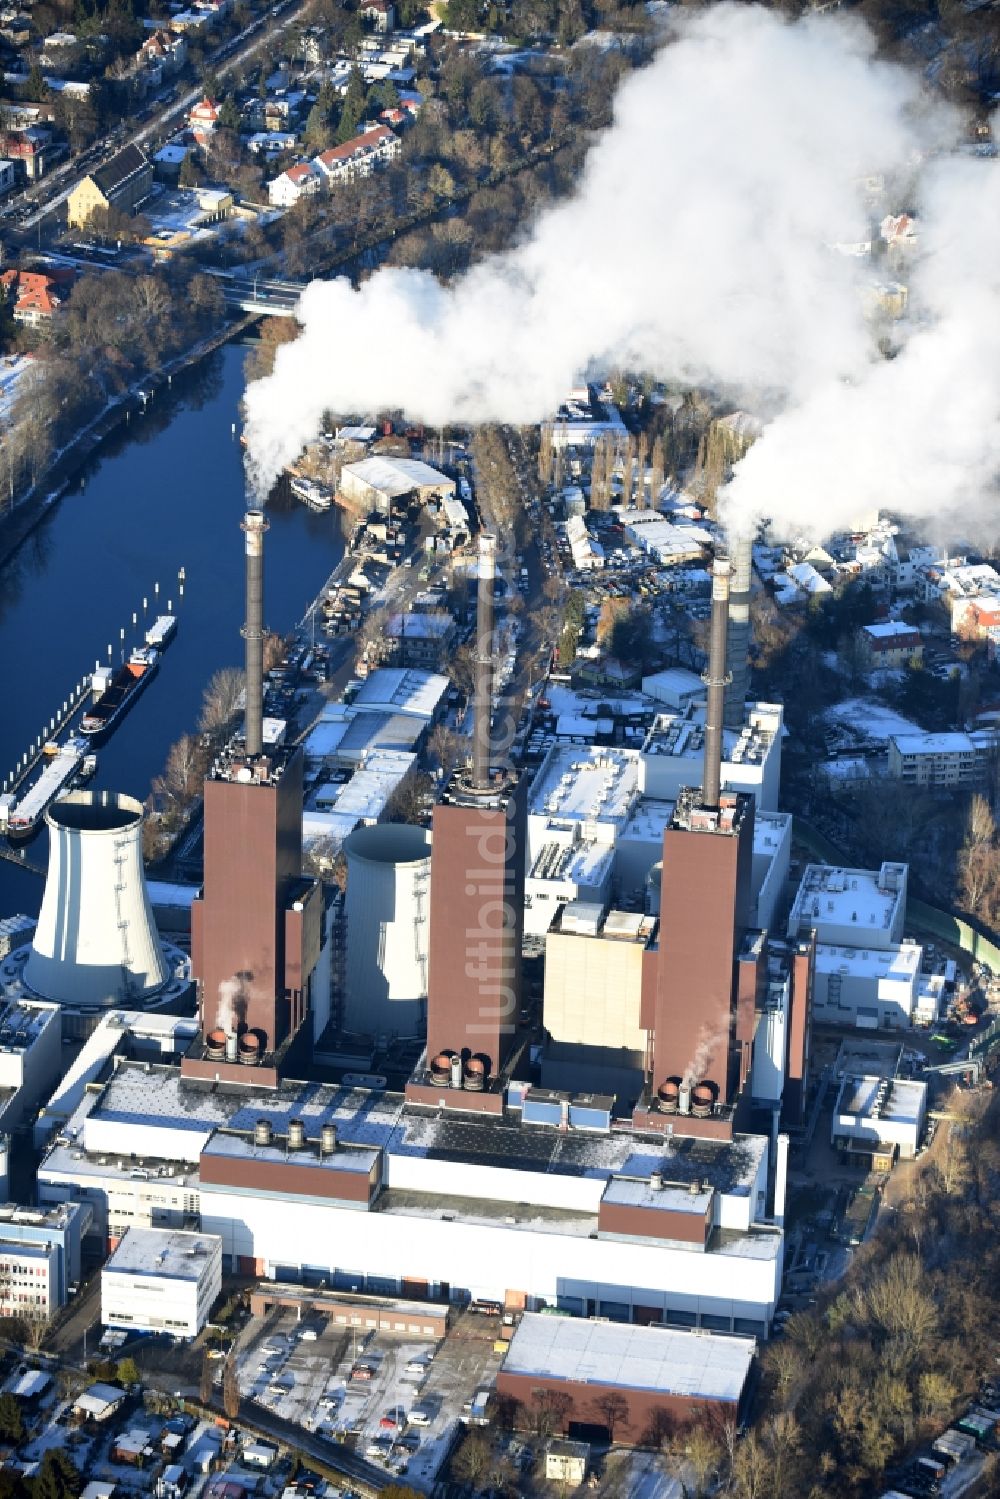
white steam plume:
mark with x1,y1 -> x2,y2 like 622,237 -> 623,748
681,1019 -> 729,1091
721,151 -> 1000,540
242,5 -> 994,546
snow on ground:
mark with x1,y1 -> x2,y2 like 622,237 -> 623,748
0,354 -> 35,421
824,697 -> 922,743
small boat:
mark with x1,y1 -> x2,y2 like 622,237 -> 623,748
80,647 -> 159,739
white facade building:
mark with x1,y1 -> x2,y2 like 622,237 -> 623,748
0,998 -> 62,1132
641,703 -> 783,812
832,1074 -> 927,1160
38,1063 -> 783,1337
102,1227 -> 222,1337
888,731 -> 993,788
812,941 -> 923,1029
787,862 -> 907,950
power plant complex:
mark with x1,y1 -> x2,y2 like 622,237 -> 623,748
24,507 -> 820,1370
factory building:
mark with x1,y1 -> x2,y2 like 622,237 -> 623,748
832,1072 -> 927,1165
36,1062 -> 784,1335
0,998 -> 62,1133
187,513 -> 324,1086
787,862 -> 907,950
641,701 -> 783,812
540,905 -> 652,1103
786,861 -> 919,1028
497,1315 -> 755,1441
812,941 -> 923,1030
24,542 -> 804,1392
339,457 -> 455,516
102,1227 -> 222,1338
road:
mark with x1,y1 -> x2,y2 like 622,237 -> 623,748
7,0 -> 309,242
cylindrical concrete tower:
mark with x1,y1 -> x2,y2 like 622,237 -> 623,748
724,532 -> 753,729
343,822 -> 431,1040
24,791 -> 170,1010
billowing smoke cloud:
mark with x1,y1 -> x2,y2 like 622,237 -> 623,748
722,151 -> 1000,540
242,5 -> 995,544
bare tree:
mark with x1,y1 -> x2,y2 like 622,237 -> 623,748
199,668 -> 245,737
222,1357 -> 240,1420
592,1389 -> 629,1443
450,1431 -> 492,1486
200,1354 -> 213,1406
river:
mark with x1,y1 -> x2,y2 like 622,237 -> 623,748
0,340 -> 345,918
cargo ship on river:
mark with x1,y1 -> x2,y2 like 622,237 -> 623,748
80,647 -> 159,739
2,738 -> 96,841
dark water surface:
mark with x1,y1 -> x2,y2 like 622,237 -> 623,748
0,341 -> 343,917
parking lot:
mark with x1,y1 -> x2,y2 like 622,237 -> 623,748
236,1305 -> 504,1490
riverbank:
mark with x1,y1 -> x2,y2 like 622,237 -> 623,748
0,311 -> 256,574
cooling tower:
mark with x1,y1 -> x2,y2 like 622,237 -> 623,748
24,791 -> 170,1010
343,822 -> 431,1039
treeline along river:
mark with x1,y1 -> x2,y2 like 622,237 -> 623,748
0,341 -> 345,916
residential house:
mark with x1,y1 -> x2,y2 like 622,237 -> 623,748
0,267 -> 74,329
67,144 -> 153,228
858,621 -> 923,669
880,212 -> 916,248
267,160 -> 321,207
263,91 -> 307,132
313,123 -> 400,186
0,125 -> 50,180
888,731 -> 995,789
187,96 -> 220,144
248,131 -> 297,159
361,0 -> 396,31
140,28 -> 188,73
545,1439 -> 589,1486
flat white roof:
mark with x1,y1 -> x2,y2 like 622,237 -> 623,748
840,1074 -> 926,1125
529,746 -> 641,828
105,1226 -> 220,1280
863,621 -> 920,639
503,1314 -> 754,1402
815,942 -> 921,981
342,456 -> 452,497
789,862 -> 906,938
891,732 -> 978,756
351,667 -> 448,721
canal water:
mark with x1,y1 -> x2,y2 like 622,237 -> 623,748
0,340 -> 345,918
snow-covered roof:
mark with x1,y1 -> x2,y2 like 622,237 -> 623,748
502,1314 -> 754,1402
